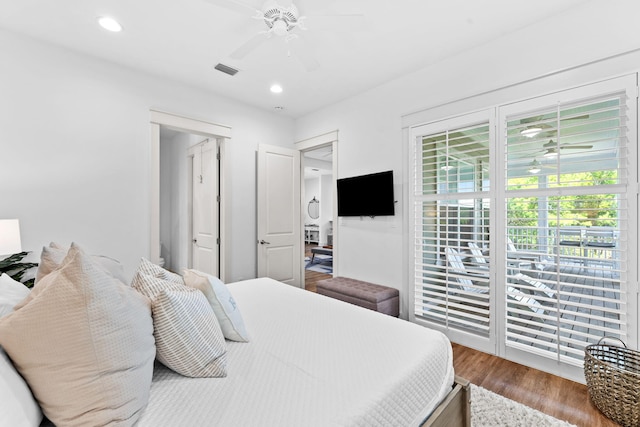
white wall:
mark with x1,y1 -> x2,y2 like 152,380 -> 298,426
320,173 -> 333,245
294,1 -> 640,318
0,28 -> 295,281
304,177 -> 320,226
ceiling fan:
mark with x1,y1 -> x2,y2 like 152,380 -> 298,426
536,139 -> 594,158
204,0 -> 365,71
518,114 -> 590,139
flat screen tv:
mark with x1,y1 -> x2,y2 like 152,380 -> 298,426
337,170 -> 395,217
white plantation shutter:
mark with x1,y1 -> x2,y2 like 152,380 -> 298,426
412,112 -> 493,341
410,74 -> 637,381
502,79 -> 634,367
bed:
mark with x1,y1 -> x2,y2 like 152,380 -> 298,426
139,277 -> 463,426
0,244 -> 469,427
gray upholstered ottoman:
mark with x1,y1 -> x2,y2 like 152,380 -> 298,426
316,277 -> 399,317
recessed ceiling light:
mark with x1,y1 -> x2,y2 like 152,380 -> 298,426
98,16 -> 123,32
270,84 -> 283,94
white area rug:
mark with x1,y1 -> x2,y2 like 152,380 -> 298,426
471,384 -> 576,426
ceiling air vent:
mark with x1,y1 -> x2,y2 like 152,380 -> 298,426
214,63 -> 239,76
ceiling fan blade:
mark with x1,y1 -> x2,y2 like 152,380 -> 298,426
230,33 -> 269,59
202,0 -> 261,15
561,114 -> 590,122
303,14 -> 368,32
288,37 -> 320,71
560,145 -> 594,150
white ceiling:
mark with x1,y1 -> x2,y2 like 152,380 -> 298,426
0,0 -> 590,118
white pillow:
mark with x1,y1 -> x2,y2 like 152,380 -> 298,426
183,269 -> 250,342
34,244 -> 127,285
0,347 -> 43,427
0,244 -> 156,427
152,287 -> 227,378
0,273 -> 29,318
0,274 -> 42,426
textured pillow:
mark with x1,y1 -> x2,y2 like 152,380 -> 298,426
34,244 -> 127,284
0,347 -> 43,427
152,287 -> 227,378
0,244 -> 156,427
183,269 -> 250,342
0,273 -> 29,318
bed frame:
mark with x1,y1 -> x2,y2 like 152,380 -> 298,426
421,376 -> 471,427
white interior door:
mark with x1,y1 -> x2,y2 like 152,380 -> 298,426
190,139 -> 218,276
257,144 -> 301,286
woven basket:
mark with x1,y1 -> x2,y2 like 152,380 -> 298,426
584,337 -> 640,427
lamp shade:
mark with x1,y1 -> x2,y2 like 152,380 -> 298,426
0,219 -> 22,255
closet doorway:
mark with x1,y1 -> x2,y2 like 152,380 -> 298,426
150,110 -> 231,281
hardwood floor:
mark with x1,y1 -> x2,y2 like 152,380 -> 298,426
304,244 -> 331,293
452,343 -> 618,427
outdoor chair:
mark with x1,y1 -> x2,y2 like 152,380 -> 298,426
507,286 -> 546,316
445,247 -> 489,294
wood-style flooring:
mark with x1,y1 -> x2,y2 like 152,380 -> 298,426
304,244 -> 331,293
451,343 -> 617,427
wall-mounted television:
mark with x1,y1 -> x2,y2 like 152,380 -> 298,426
337,170 -> 395,217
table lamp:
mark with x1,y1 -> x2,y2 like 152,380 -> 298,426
0,219 -> 22,255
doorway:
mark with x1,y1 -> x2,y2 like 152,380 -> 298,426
159,130 -> 219,276
302,147 -> 333,291
150,110 -> 231,281
295,130 -> 338,292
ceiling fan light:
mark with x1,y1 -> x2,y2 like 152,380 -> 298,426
527,159 -> 541,174
272,19 -> 288,36
543,149 -> 558,158
521,127 -> 542,138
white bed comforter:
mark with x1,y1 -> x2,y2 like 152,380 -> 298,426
137,278 -> 454,426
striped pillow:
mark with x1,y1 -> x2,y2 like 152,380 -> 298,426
152,288 -> 227,378
134,257 -> 184,285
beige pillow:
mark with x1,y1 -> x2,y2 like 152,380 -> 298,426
35,244 -> 127,284
0,244 -> 156,427
152,287 -> 227,378
183,269 -> 250,342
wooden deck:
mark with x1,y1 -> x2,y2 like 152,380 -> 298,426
508,259 -> 622,360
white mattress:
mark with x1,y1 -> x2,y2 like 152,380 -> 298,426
137,278 -> 454,426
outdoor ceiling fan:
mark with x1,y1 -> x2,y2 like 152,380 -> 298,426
536,139 -> 594,158
204,0 -> 365,71
518,114 -> 590,139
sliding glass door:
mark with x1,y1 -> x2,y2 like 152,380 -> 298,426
499,76 -> 636,377
411,110 -> 495,352
410,75 -> 638,381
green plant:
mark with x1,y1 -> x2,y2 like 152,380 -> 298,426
0,252 -> 37,288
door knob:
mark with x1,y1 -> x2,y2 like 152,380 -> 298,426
259,240 -> 271,245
